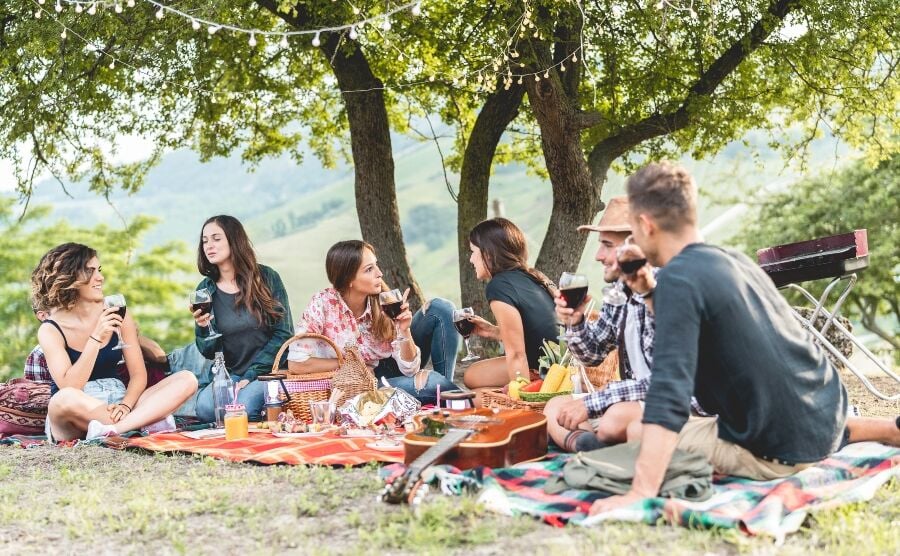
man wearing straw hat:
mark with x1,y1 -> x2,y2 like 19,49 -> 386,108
545,197 -> 707,453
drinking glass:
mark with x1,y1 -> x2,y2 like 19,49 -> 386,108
378,289 -> 407,345
452,307 -> 480,362
616,235 -> 648,276
558,272 -> 589,339
103,294 -> 129,350
190,288 -> 222,339
309,401 -> 336,427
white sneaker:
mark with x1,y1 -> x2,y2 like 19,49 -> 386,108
86,420 -> 118,440
141,415 -> 176,435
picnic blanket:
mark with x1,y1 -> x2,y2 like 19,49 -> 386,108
382,441 -> 899,541
123,432 -> 404,466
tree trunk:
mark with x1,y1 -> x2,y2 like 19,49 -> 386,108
321,35 -> 423,310
457,83 -> 525,317
526,64 -> 605,282
857,299 -> 900,351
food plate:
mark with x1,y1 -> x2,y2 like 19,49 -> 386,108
272,430 -> 331,438
365,440 -> 404,452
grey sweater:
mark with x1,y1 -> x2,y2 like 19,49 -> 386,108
642,244 -> 847,463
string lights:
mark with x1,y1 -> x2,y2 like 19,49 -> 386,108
37,0 -> 592,97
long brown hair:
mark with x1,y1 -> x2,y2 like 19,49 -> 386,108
326,240 -> 394,342
31,243 -> 98,311
197,215 -> 283,325
468,218 -> 555,295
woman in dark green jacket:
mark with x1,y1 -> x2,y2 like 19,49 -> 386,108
191,215 -> 292,422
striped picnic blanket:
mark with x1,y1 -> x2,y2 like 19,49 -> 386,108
124,432 -> 404,466
382,441 -> 899,540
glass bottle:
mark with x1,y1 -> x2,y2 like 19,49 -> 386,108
211,352 -> 234,428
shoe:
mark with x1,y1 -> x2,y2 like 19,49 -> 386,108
86,420 -> 118,440
141,414 -> 176,435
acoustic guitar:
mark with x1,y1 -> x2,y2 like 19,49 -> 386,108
381,408 -> 547,504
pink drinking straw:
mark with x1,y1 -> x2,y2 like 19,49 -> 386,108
436,384 -> 441,409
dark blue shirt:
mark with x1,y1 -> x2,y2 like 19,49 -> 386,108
43,319 -> 121,395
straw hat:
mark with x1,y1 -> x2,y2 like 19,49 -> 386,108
577,196 -> 631,233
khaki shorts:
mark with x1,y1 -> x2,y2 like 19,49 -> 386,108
676,417 -> 814,481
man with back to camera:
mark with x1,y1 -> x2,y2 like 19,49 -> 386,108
590,161 -> 900,515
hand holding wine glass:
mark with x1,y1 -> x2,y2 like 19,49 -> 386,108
452,307 -> 480,362
558,272 -> 589,339
190,288 -> 222,339
102,294 -> 129,350
378,289 -> 408,345
617,237 -> 654,296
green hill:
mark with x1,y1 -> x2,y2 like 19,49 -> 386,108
21,129 -> 852,314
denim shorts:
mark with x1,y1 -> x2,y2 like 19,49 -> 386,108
45,378 -> 127,443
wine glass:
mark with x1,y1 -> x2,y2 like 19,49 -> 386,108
190,288 -> 222,340
558,272 -> 589,340
103,294 -> 129,351
378,289 -> 407,345
616,235 -> 648,277
452,307 -> 480,362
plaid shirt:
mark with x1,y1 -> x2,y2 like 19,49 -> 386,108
583,376 -> 709,418
24,345 -> 52,383
567,289 -> 655,380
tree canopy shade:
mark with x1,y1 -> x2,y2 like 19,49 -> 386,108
0,196 -> 193,380
0,0 -> 897,311
732,154 -> 900,351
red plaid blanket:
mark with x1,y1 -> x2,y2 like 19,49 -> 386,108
123,432 -> 402,466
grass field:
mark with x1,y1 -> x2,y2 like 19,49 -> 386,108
1,373 -> 897,555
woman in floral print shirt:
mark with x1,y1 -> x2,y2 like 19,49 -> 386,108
287,240 -> 460,404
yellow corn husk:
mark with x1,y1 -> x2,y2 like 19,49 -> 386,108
540,364 -> 568,393
557,368 -> 574,392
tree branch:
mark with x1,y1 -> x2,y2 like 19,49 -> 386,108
587,0 -> 801,174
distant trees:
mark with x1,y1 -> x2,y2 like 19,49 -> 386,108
270,199 -> 345,238
0,197 -> 193,380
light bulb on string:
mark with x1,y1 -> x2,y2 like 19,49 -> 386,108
34,10 -> 42,19
517,76 -> 523,84
248,33 -> 257,47
191,19 -> 200,30
572,53 -> 578,62
114,3 -> 122,14
87,3 -> 97,15
352,6 -> 360,15
109,60 -> 115,70
312,32 -> 321,47
535,74 -> 540,81
411,2 -> 421,16
127,0 -> 135,6
75,4 -> 82,13
156,7 -> 164,19
207,25 -> 219,35
55,1 -> 62,13
560,63 -> 566,72
543,70 -> 549,78
60,28 -> 67,39
349,26 -> 358,40
280,35 -> 289,48
381,16 -> 391,31
38,0 -> 45,5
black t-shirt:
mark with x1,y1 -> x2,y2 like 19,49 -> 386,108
485,269 -> 558,371
642,243 -> 847,463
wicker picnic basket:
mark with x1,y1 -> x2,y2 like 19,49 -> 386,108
268,332 -> 376,422
480,350 -> 622,412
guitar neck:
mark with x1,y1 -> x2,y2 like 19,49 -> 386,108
407,429 -> 472,475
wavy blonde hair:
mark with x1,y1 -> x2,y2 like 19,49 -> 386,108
31,243 -> 98,311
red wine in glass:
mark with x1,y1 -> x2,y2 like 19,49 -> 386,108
381,301 -> 404,319
103,294 -> 129,351
454,319 -> 475,338
560,286 -> 588,310
618,258 -> 648,275
115,306 -> 127,319
191,301 -> 213,316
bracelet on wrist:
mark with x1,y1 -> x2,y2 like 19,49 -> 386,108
119,403 -> 132,412
89,335 -> 102,344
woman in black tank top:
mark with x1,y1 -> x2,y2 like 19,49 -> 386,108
32,243 -> 198,442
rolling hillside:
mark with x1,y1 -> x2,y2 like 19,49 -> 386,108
19,129 -> 852,312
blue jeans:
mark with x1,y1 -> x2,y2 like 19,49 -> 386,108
387,372 -> 460,406
195,378 -> 266,423
410,297 -> 460,381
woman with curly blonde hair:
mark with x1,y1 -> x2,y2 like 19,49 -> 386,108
33,243 -> 197,442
